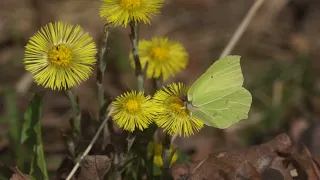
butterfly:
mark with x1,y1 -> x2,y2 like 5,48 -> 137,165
185,55 -> 252,128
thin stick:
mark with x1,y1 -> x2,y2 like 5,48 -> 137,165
192,0 -> 265,176
65,107 -> 113,180
191,156 -> 209,175
219,0 -> 265,58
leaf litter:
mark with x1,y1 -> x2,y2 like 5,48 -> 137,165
171,133 -> 320,180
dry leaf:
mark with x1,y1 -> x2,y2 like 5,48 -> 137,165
172,133 -> 293,180
10,174 -> 29,180
77,155 -> 111,180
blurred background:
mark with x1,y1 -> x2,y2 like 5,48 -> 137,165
1,0 -> 320,178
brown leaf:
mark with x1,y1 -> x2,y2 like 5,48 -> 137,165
269,157 -> 292,180
291,146 -> 320,179
261,168 -> 284,180
171,133 -> 293,180
313,156 -> 320,168
77,155 -> 111,180
10,174 -> 29,180
171,164 -> 189,180
55,157 -> 75,180
0,164 -> 30,180
243,162 -> 261,180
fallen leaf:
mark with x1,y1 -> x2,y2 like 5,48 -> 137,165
77,155 -> 111,180
171,133 -> 293,180
10,174 -> 30,180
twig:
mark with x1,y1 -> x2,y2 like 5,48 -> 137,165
191,156 -> 209,175
219,0 -> 265,58
129,22 -> 144,92
65,106 -> 114,180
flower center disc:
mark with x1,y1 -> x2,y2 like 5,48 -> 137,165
151,46 -> 168,61
48,44 -> 72,67
120,0 -> 142,9
125,99 -> 139,112
171,98 -> 185,113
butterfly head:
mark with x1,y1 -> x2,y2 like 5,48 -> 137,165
180,95 -> 188,110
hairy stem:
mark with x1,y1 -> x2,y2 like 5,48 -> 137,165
130,22 -> 144,92
97,23 -> 112,118
66,89 -> 81,135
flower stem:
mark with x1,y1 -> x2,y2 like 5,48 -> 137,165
129,22 -> 144,92
162,134 -> 176,179
97,23 -> 112,121
128,21 -> 143,148
66,89 -> 81,135
127,132 -> 136,152
152,77 -> 163,92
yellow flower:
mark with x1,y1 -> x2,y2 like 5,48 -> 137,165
99,0 -> 164,27
24,21 -> 97,90
132,37 -> 188,81
148,142 -> 178,167
111,91 -> 155,132
153,83 -> 203,136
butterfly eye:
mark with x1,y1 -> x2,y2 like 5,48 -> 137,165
180,95 -> 187,102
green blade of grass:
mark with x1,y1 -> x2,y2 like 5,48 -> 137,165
5,90 -> 24,170
20,92 -> 49,180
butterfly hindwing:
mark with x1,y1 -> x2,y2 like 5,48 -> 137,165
192,87 -> 252,128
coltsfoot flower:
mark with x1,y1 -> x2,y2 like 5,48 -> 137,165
111,91 -> 155,131
147,142 -> 178,167
153,83 -> 203,136
99,0 -> 164,27
24,21 -> 97,90
132,37 -> 188,81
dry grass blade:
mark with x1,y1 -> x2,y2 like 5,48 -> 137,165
191,0 -> 265,175
219,0 -> 265,58
65,107 -> 113,180
191,156 -> 209,175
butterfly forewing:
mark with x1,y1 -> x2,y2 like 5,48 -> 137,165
187,55 -> 252,128
188,55 -> 243,102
